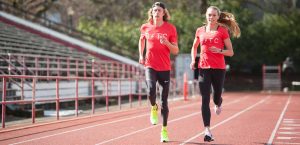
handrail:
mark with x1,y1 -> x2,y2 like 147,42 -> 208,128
0,75 -> 150,128
0,53 -> 144,78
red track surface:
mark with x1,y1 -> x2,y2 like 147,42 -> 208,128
0,92 -> 299,145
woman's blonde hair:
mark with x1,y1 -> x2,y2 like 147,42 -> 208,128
207,6 -> 241,38
147,2 -> 171,23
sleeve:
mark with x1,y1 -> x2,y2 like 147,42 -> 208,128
221,27 -> 230,40
195,28 -> 200,39
140,24 -> 146,39
169,25 -> 178,44
195,27 -> 204,39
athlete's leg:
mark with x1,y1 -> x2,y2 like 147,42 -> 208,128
157,70 -> 170,127
199,69 -> 212,127
145,68 -> 158,106
146,68 -> 159,125
211,69 -> 225,107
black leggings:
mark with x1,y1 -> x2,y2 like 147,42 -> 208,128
199,68 -> 225,127
145,68 -> 170,126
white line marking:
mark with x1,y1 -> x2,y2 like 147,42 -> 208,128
180,96 -> 270,145
95,112 -> 200,145
267,94 -> 292,145
274,142 -> 300,145
279,131 -> 300,135
280,127 -> 295,130
285,119 -> 300,121
284,124 -> 300,127
8,102 -> 199,145
9,94 -> 248,145
277,136 -> 300,140
9,114 -> 149,145
284,120 -> 296,123
94,95 -> 250,145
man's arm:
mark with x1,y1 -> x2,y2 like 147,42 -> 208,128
190,37 -> 200,70
139,36 -> 146,64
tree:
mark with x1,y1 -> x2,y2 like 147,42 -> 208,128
14,0 -> 298,72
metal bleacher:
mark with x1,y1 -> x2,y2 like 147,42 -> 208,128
0,18 -> 146,102
0,21 -> 142,78
0,21 -> 89,59
0,2 -> 150,128
0,10 -> 147,101
0,11 -> 149,128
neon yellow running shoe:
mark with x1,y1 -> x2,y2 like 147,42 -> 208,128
161,127 -> 169,142
150,104 -> 158,125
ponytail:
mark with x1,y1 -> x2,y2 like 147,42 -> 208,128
218,12 -> 241,38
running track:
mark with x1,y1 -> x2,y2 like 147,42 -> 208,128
0,92 -> 299,145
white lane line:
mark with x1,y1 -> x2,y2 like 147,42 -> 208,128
180,95 -> 270,145
9,94 -> 248,145
94,95 -> 251,145
283,119 -> 300,122
284,121 -> 296,123
280,127 -> 296,130
267,94 -> 292,145
284,124 -> 300,127
278,132 -> 300,135
285,119 -> 300,121
274,142 -> 300,145
9,114 -> 148,145
9,101 -> 200,145
95,112 -> 200,145
277,136 -> 300,140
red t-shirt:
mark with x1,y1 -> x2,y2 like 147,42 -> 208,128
195,26 -> 229,69
140,22 -> 178,71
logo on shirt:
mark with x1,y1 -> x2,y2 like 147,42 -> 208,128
145,32 -> 167,40
200,34 -> 220,44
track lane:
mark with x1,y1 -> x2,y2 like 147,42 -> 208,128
1,93 -> 241,145
94,93 -> 261,145
0,92 -> 294,145
272,93 -> 300,145
181,93 -> 291,145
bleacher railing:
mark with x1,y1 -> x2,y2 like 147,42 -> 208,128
0,53 -> 180,128
0,75 -> 178,128
0,53 -> 143,78
0,2 -> 181,128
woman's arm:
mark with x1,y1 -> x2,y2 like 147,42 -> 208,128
209,38 -> 234,57
221,38 -> 234,57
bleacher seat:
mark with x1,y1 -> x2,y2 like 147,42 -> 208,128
0,21 -> 88,59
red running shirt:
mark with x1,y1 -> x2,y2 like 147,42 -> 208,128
195,26 -> 229,69
140,22 -> 177,71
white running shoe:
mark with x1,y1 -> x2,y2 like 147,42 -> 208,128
214,105 -> 222,115
204,130 -> 214,142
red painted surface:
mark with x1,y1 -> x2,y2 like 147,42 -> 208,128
0,92 -> 299,145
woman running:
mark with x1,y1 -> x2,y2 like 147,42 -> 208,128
190,6 -> 241,142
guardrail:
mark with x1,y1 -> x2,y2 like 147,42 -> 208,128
0,53 -> 143,78
0,75 -> 179,128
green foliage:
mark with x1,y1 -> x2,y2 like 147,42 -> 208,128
77,7 -> 204,59
232,10 -> 300,73
78,18 -> 143,59
77,0 -> 300,74
170,9 -> 204,53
